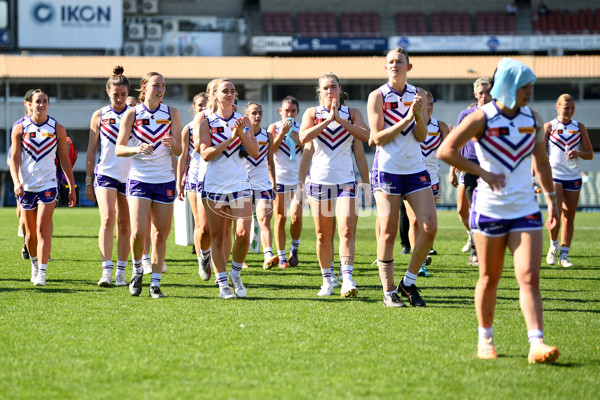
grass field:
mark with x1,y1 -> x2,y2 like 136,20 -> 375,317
0,207 -> 598,400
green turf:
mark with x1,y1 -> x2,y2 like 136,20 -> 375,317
0,208 -> 598,400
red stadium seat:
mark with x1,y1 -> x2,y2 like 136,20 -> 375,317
539,14 -> 548,33
554,10 -> 564,34
370,13 -> 381,36
564,11 -> 572,33
571,13 -> 581,33
506,15 -> 516,32
578,10 -> 586,32
584,9 -> 593,31
533,18 -> 540,33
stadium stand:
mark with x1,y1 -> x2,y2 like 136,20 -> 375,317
533,9 -> 600,34
260,10 -> 524,37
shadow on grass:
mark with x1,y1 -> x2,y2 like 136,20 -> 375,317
545,308 -> 600,314
0,287 -> 85,294
53,234 -> 98,239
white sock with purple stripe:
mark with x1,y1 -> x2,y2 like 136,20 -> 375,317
560,246 -> 569,257
231,260 -> 243,277
321,268 -> 332,286
133,259 -> 143,274
102,260 -> 113,273
216,272 -> 228,288
39,263 -> 47,277
263,247 -> 273,260
278,250 -> 287,263
341,264 -> 354,283
402,270 -> 418,287
150,272 -> 161,288
116,260 -> 127,274
528,329 -> 544,344
31,256 -> 38,268
291,239 -> 300,250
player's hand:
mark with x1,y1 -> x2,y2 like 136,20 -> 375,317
14,183 -> 24,197
138,143 -> 153,155
281,118 -> 293,135
68,188 -> 76,208
86,185 -> 96,203
161,133 -> 174,148
481,171 -> 505,192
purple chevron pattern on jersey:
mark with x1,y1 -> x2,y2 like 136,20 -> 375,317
549,127 -> 580,152
189,124 -> 195,148
277,138 -> 301,158
100,106 -> 126,145
133,119 -> 170,151
21,118 -> 57,162
316,120 -> 351,151
478,127 -> 536,171
381,84 -> 416,135
246,129 -> 269,167
210,123 -> 241,158
420,133 -> 441,157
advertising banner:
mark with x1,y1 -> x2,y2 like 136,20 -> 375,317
18,0 -> 122,49
388,34 -> 600,52
292,37 -> 388,52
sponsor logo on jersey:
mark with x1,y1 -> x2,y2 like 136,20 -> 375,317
45,191 -> 52,198
135,119 -> 150,126
553,129 -> 563,134
428,131 -> 440,136
258,141 -> 268,145
488,127 -> 509,137
518,127 -> 535,134
419,175 -> 428,182
28,132 -> 36,138
403,101 -> 414,107
101,118 -> 117,125
167,190 -> 174,197
568,130 -> 578,134
156,119 -> 170,125
42,132 -> 55,138
384,102 -> 398,110
315,118 -> 323,124
211,127 -> 225,134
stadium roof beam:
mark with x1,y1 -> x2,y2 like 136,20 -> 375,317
0,55 -> 598,80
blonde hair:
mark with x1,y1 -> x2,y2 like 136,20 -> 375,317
211,78 -> 233,113
137,71 -> 162,103
316,72 -> 342,105
556,93 -> 574,105
473,77 -> 491,91
387,47 -> 410,64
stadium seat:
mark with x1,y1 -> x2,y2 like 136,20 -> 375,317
564,11 -> 572,33
554,11 -> 564,34
533,18 -> 540,33
584,9 -> 593,32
